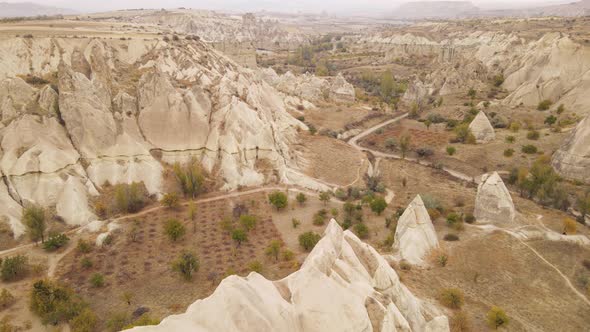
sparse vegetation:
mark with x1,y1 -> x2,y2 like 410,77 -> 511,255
90,273 -> 105,288
439,288 -> 464,309
299,231 -> 321,251
42,233 -> 69,251
231,228 -> 248,247
265,240 -> 281,261
239,215 -> 257,232
446,146 -> 456,156
172,251 -> 199,280
164,218 -> 186,242
486,306 -> 509,329
353,223 -> 369,239
161,192 -> 180,209
370,197 -> 388,215
0,289 -> 15,310
114,182 -> 148,213
268,191 -> 288,210
296,192 -> 307,205
537,99 -> 552,111
1,255 -> 28,282
173,158 -> 205,198
23,205 -> 46,243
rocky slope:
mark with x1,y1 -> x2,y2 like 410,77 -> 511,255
0,36 -> 324,237
127,220 -> 449,332
258,68 -> 356,106
552,115 -> 590,183
360,30 -> 590,115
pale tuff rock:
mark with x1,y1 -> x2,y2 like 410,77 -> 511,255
474,172 -> 515,224
552,115 -> 590,183
127,220 -> 449,332
393,195 -> 439,266
0,37 -> 326,236
468,112 -> 495,143
258,68 -> 356,103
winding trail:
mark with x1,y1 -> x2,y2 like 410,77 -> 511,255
348,112 -> 478,184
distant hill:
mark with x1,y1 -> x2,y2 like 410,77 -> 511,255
0,2 -> 76,18
391,1 -> 480,19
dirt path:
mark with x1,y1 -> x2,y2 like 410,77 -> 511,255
348,112 -> 479,184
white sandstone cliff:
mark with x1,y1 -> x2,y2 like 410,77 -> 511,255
468,112 -> 495,144
393,195 -> 439,266
474,172 -> 516,224
552,115 -> 590,183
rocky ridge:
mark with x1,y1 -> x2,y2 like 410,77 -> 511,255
127,220 -> 449,332
0,36 -> 325,237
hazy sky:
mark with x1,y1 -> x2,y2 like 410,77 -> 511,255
5,0 -> 576,14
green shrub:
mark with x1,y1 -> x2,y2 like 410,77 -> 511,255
231,228 -> 248,247
43,233 -> 69,251
160,193 -> 180,209
446,146 -> 456,156
172,251 -> 199,281
299,231 -> 321,251
90,273 -> 104,288
1,255 -> 28,282
319,191 -> 331,205
537,99 -> 552,111
268,191 -> 288,210
521,145 -> 538,154
76,239 -> 93,253
291,218 -> 301,228
544,115 -> 557,126
296,192 -> 307,205
556,104 -> 565,114
248,260 -> 263,273
353,223 -> 369,239
23,205 -> 46,243
443,234 -> 460,241
486,306 -> 509,329
526,130 -> 540,140
282,249 -> 295,261
454,124 -> 475,144
173,158 -> 204,198
439,288 -> 464,309
80,257 -> 93,269
265,240 -> 281,261
385,138 -> 397,150
114,182 -> 148,213
370,197 -> 388,215
69,308 -> 97,332
464,214 -> 475,224
164,219 -> 186,242
505,135 -> 515,143
239,215 -> 257,232
30,279 -> 88,325
503,148 -> 514,157
450,311 -> 471,332
0,289 -> 15,309
313,209 -> 328,226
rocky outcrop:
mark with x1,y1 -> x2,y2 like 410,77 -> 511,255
0,36 -> 327,236
474,172 -> 515,224
393,195 -> 439,265
552,115 -> 590,183
127,220 -> 449,332
259,68 -> 356,104
468,112 -> 495,143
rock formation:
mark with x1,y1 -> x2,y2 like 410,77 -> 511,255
258,68 -> 356,104
552,115 -> 590,183
393,195 -> 439,265
0,37 -> 326,237
474,172 -> 515,224
127,220 -> 449,332
468,111 -> 495,143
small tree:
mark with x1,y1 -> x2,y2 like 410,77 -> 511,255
265,240 -> 281,261
399,134 -> 411,159
353,223 -> 369,239
173,158 -> 205,198
296,193 -> 307,206
446,146 -> 456,156
90,273 -> 105,288
69,308 -> 97,332
23,205 -> 46,243
268,191 -> 288,210
161,193 -> 180,209
424,119 -> 432,130
486,306 -> 509,329
298,231 -> 321,251
319,191 -> 331,205
563,218 -> 577,235
188,201 -> 197,233
164,219 -> 186,242
231,228 -> 248,247
239,215 -> 257,232
1,255 -> 28,282
172,251 -> 199,281
439,288 -> 464,309
370,197 -> 387,215
384,138 -> 396,150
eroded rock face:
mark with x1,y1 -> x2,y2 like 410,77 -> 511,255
474,172 -> 515,224
0,37 -> 326,236
552,115 -> 590,183
126,220 -> 449,332
393,195 -> 439,265
258,68 -> 356,104
468,111 -> 495,143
